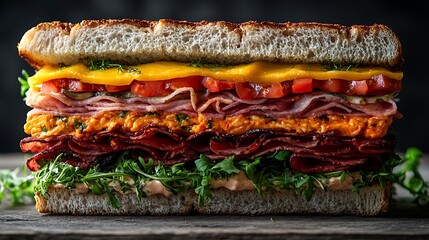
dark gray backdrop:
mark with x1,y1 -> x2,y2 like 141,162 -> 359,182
0,0 -> 427,153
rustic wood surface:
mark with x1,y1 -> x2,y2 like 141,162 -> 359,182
1,154 -> 429,239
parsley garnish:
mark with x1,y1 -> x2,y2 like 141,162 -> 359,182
118,111 -> 129,118
73,120 -> 87,132
55,116 -> 68,123
207,120 -> 213,129
181,126 -> 192,131
175,113 -> 189,122
145,112 -> 160,117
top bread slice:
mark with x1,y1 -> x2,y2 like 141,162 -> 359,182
18,19 -> 402,70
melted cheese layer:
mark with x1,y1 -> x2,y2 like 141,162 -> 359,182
28,61 -> 403,89
25,111 -> 392,139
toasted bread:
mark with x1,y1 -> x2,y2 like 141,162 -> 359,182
18,19 -> 402,69
35,183 -> 390,216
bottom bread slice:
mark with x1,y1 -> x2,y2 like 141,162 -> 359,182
35,183 -> 390,216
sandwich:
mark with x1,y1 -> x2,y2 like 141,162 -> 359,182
18,19 -> 403,215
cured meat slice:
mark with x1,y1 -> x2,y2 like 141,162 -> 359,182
26,90 -> 397,118
21,128 -> 395,173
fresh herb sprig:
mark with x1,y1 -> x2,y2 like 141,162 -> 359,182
32,150 -> 353,208
3,148 -> 428,208
18,70 -> 30,99
0,166 -> 34,206
394,147 -> 429,202
188,61 -> 231,71
322,64 -> 358,71
88,60 -> 141,74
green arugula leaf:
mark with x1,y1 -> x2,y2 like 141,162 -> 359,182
272,151 -> 290,161
18,70 -> 30,98
195,155 -> 210,174
27,147 -> 429,209
211,156 -> 240,175
302,177 -> 315,201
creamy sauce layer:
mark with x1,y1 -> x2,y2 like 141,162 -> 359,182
49,171 -> 361,198
210,171 -> 255,191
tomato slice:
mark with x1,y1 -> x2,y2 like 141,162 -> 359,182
347,80 -> 368,95
367,74 -> 401,94
202,77 -> 235,92
263,82 -> 291,98
41,79 -> 63,93
168,76 -> 205,91
292,78 -> 313,93
314,79 -> 347,93
41,79 -> 105,93
67,79 -> 104,92
131,80 -> 170,97
105,85 -> 130,92
235,82 -> 257,100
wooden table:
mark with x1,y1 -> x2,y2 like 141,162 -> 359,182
1,153 -> 429,239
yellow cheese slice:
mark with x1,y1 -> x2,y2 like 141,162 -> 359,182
29,61 -> 403,89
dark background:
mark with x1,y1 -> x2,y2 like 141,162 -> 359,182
0,0 -> 427,153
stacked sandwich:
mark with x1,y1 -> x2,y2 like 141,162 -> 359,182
18,19 -> 403,215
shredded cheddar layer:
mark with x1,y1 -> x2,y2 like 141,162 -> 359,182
28,61 -> 403,90
25,111 -> 392,139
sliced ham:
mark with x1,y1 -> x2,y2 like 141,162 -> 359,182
26,90 -> 397,118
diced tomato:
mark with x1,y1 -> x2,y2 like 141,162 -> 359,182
130,80 -> 171,97
347,80 -> 368,95
235,82 -> 257,100
367,74 -> 401,94
202,77 -> 235,92
292,78 -> 313,93
67,79 -> 105,92
41,79 -> 63,93
105,85 -> 130,92
167,76 -> 205,91
314,79 -> 347,93
41,79 -> 105,93
264,82 -> 290,98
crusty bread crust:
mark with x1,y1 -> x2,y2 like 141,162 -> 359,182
35,183 -> 390,216
18,19 -> 402,69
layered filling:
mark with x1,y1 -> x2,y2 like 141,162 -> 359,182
21,60 -> 402,206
